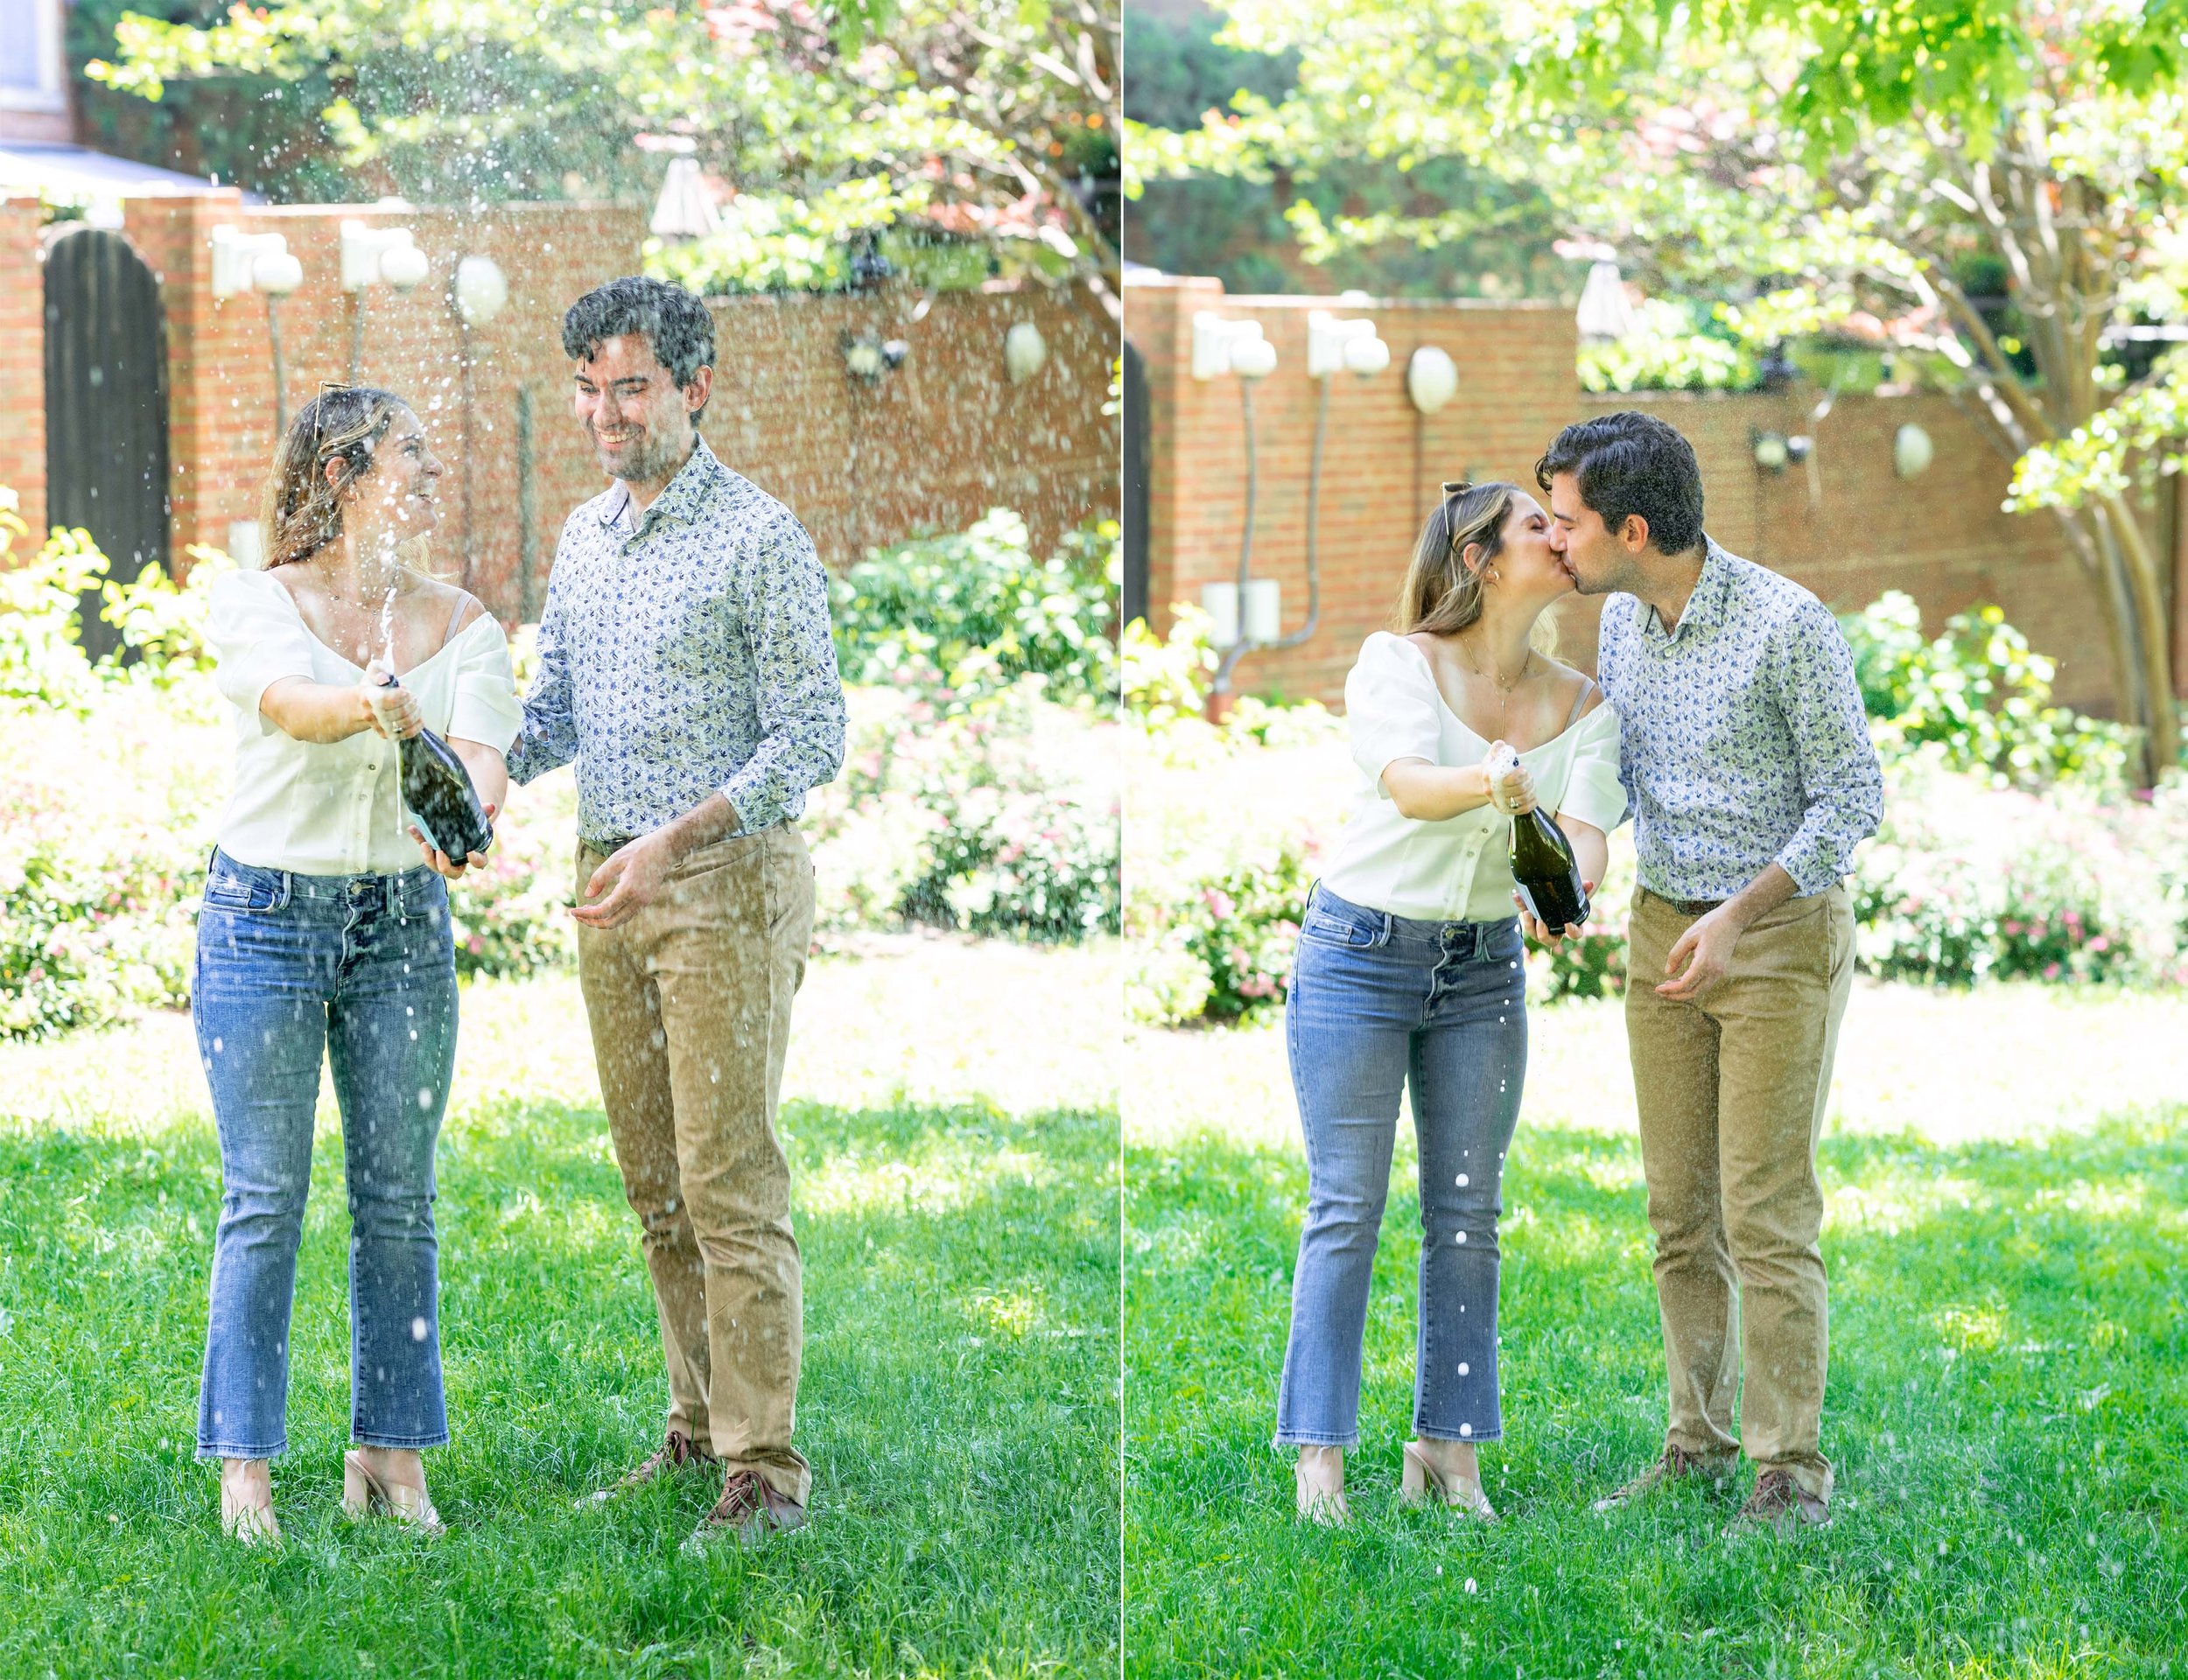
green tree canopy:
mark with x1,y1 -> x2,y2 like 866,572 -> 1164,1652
1136,0 -> 2188,779
90,0 -> 1119,288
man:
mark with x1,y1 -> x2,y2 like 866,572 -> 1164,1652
509,276 -> 845,1548
1538,410 -> 1882,1532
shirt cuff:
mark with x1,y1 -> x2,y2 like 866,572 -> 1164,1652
719,776 -> 768,836
1774,832 -> 1841,897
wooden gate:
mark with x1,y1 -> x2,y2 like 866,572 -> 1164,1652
44,228 -> 170,661
1122,338 -> 1150,626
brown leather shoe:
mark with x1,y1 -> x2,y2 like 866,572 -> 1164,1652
681,1469 -> 808,1553
1592,1443 -> 1739,1512
1729,1467 -> 1831,1534
575,1429 -> 717,1508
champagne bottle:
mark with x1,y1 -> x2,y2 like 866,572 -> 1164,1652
1489,744 -> 1588,933
378,673 -> 494,861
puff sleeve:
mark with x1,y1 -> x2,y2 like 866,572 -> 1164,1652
1344,633 -> 1446,798
207,570 -> 318,738
447,613 -> 523,754
1554,701 -> 1627,832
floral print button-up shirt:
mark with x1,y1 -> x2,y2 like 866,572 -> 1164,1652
1595,538 -> 1883,901
508,437 -> 845,844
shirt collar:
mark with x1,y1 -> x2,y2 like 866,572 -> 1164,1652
598,435 -> 725,537
1647,536 -> 1730,643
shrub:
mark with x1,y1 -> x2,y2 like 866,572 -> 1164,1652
803,682 -> 1119,945
831,511 -> 1118,711
1,501 -> 1121,1040
1127,592 -> 2188,1026
1839,591 -> 2132,788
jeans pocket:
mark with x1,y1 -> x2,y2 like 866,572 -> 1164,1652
1300,893 -> 1385,949
203,855 -> 288,914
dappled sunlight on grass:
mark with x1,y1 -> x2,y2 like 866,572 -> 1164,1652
1126,1079 -> 2188,1676
0,962 -> 1120,1676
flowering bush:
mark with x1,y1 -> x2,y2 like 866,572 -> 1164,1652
1839,591 -> 2133,788
1126,592 -> 2188,1028
0,500 -> 1121,1039
803,680 -> 1119,944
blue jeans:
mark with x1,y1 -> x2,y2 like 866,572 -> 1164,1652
1275,885 -> 1528,1448
193,850 -> 458,1460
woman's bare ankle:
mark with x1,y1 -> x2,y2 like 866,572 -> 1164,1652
356,1446 -> 427,1491
1416,1438 -> 1480,1484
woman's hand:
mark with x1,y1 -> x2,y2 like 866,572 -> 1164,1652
359,662 -> 423,740
1515,878 -> 1595,947
410,803 -> 497,880
1483,742 -> 1537,816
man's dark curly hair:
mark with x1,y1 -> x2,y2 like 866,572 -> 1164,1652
562,276 -> 716,421
1535,410 -> 1706,556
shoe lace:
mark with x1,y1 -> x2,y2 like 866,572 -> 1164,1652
1746,1468 -> 1799,1511
710,1471 -> 769,1523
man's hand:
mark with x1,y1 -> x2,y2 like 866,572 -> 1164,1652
571,830 -> 679,930
1658,903 -> 1744,1001
1514,880 -> 1595,948
410,804 -> 497,880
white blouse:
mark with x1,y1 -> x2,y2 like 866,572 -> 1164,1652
1319,632 -> 1628,922
207,568 -> 525,876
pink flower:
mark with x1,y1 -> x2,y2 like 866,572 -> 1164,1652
1203,889 -> 1237,920
2089,936 -> 2110,954
2043,962 -> 2061,980
2002,920 -> 2023,935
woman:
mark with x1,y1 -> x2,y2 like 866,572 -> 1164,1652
1274,480 -> 1623,1524
195,386 -> 520,1543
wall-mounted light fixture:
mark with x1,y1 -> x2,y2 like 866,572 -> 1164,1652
1894,422 -> 1935,478
1307,310 -> 1391,379
341,220 -> 429,379
209,227 -> 303,299
842,332 -> 910,381
1192,312 -> 1276,381
211,227 -> 305,431
341,220 -> 429,291
1406,346 -> 1459,413
453,256 -> 508,326
1005,321 -> 1048,383
1751,429 -> 1814,472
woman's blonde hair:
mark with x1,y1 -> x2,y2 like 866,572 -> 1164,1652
262,385 -> 408,569
1395,480 -> 1518,636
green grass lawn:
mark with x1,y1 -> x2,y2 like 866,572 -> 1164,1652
0,955 -> 1119,1678
1126,1089 -> 2188,1676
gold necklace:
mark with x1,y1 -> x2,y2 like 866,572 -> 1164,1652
1462,639 -> 1533,745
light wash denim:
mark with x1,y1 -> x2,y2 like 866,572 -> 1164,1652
193,849 -> 457,1460
1275,884 -> 1527,1448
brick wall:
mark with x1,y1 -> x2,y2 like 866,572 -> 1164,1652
13,191 -> 1117,618
1126,273 -> 2177,715
0,197 -> 44,540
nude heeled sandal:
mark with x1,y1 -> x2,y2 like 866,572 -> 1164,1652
1400,1440 -> 1497,1521
220,1479 -> 282,1546
1294,1446 -> 1350,1527
343,1449 -> 446,1536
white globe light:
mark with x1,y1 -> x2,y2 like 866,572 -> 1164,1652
1005,321 -> 1048,383
1344,333 -> 1391,376
251,250 -> 304,296
454,256 -> 508,326
1230,335 -> 1278,380
1895,422 -> 1935,478
379,242 -> 430,290
1406,346 -> 1458,412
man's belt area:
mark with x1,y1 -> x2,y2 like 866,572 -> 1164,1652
1642,886 -> 1727,917
584,835 -> 638,855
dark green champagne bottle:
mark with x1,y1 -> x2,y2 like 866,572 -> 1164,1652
380,674 -> 494,861
1491,745 -> 1588,932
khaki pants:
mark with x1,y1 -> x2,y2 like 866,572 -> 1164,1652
576,824 -> 816,1505
1623,884 -> 1854,1500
